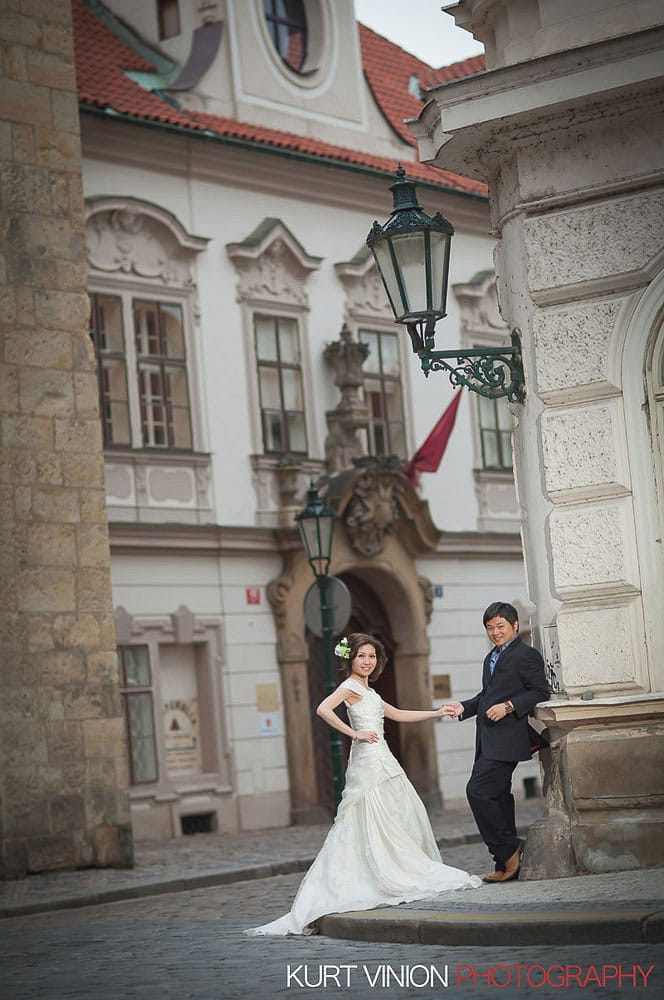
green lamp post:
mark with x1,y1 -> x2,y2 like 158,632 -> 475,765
295,482 -> 344,810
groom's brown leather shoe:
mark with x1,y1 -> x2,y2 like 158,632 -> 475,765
481,846 -> 521,883
481,865 -> 506,883
501,846 -> 521,881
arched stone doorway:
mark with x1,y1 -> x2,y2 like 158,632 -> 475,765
306,574 -> 400,817
268,460 -> 443,824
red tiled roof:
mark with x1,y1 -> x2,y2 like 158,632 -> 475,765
420,55 -> 486,90
186,110 -> 484,195
72,0 -> 487,198
73,0 -> 204,131
358,24 -> 486,140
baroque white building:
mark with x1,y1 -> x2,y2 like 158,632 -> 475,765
73,0 -> 539,840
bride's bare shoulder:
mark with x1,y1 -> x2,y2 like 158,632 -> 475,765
339,680 -> 363,705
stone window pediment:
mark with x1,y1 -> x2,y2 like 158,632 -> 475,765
335,248 -> 392,321
227,218 -> 321,307
454,269 -> 506,342
85,197 -> 209,287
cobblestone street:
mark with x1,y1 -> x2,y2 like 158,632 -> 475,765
2,841 -> 662,1000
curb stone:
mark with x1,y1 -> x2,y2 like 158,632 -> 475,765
319,906 -> 664,947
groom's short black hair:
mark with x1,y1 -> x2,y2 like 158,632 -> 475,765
483,602 -> 519,627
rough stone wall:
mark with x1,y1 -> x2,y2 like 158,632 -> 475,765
0,0 -> 133,877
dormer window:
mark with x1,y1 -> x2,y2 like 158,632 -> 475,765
263,0 -> 308,74
157,0 -> 180,40
408,75 -> 423,101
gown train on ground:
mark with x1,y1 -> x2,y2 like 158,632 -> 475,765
244,677 -> 481,937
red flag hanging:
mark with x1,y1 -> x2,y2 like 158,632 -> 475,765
403,391 -> 462,486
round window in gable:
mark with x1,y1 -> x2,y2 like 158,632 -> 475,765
263,0 -> 308,74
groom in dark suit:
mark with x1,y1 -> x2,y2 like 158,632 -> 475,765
444,602 -> 549,882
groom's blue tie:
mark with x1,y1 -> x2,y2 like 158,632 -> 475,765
489,646 -> 501,676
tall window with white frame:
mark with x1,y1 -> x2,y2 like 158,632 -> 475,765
255,315 -> 308,455
89,292 -> 193,451
89,293 -> 131,447
134,300 -> 192,449
117,646 -> 158,785
359,330 -> 407,459
477,395 -> 513,470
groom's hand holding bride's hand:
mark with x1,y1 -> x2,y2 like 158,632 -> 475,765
439,701 -> 464,719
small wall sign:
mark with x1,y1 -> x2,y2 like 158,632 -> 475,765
257,683 -> 280,736
258,711 -> 281,736
432,674 -> 451,699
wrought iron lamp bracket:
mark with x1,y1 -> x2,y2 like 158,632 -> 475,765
407,326 -> 526,404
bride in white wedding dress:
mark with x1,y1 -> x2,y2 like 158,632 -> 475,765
245,632 -> 481,937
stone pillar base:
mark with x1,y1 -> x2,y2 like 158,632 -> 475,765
521,815 -> 576,880
522,703 -> 664,878
521,739 -> 576,880
572,810 -> 664,873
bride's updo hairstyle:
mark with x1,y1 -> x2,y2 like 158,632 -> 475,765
338,632 -> 387,683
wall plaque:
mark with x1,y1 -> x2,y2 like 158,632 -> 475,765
163,699 -> 201,774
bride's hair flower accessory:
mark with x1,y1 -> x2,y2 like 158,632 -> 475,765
334,637 -> 351,660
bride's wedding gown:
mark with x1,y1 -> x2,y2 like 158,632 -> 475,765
245,677 -> 481,936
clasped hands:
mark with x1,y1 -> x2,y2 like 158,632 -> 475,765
438,701 -> 511,721
438,701 -> 463,719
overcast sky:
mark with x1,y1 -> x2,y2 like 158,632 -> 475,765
353,0 -> 484,68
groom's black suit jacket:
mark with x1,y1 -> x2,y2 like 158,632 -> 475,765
461,636 -> 550,762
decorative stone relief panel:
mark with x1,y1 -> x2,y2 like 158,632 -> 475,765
105,453 -> 213,525
344,474 -> 404,557
417,575 -> 434,625
454,269 -> 507,344
335,250 -> 392,321
86,198 -> 208,288
540,400 -> 631,501
524,190 -> 664,296
556,601 -> 646,693
549,499 -> 641,595
227,218 -> 321,308
250,455 -> 324,528
533,299 -> 623,398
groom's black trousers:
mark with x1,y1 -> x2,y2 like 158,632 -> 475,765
466,756 -> 518,868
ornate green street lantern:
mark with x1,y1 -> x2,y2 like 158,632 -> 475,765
295,482 -> 334,579
367,166 -> 525,403
367,164 -> 454,347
